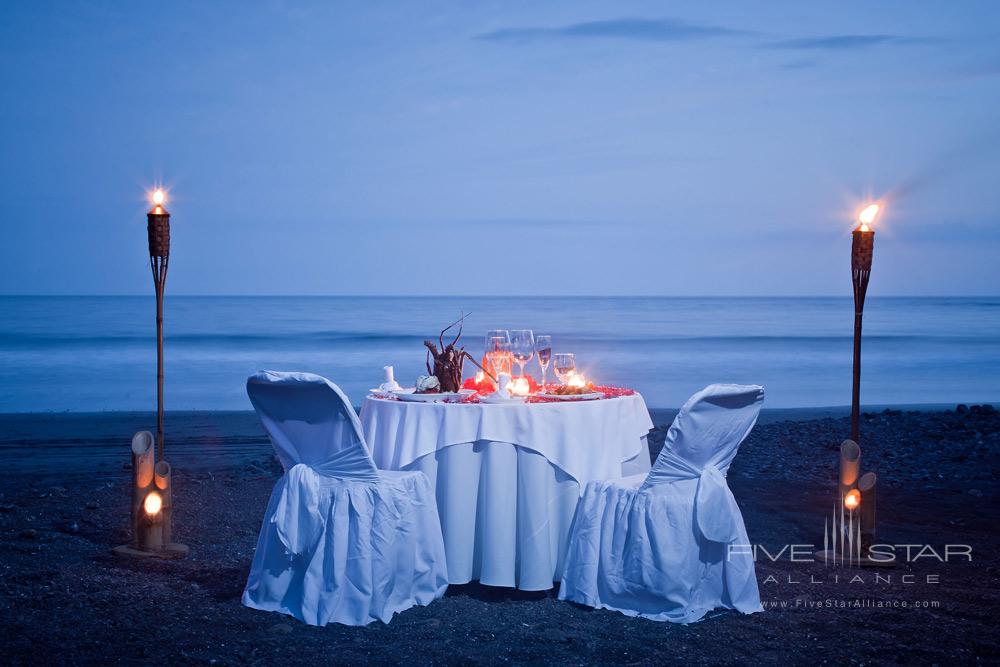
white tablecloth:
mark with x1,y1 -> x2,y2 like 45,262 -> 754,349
359,395 -> 654,590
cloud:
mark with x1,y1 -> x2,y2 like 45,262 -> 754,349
477,18 -> 745,44
763,34 -> 936,51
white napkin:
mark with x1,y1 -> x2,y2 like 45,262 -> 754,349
379,365 -> 402,392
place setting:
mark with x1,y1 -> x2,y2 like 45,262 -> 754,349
369,318 -> 632,405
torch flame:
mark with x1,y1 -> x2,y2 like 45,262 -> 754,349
844,489 -> 861,511
144,490 -> 163,515
857,203 -> 879,232
152,189 -> 166,206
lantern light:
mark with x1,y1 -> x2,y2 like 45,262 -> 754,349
844,489 -> 861,511
144,490 -> 163,516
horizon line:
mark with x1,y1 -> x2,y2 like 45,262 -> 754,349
1,293 -> 998,299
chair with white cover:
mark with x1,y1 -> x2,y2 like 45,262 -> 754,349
558,384 -> 765,623
242,371 -> 449,626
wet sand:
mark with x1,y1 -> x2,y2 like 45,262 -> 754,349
0,405 -> 997,665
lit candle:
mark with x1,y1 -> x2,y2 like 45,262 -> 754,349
140,490 -> 164,551
567,373 -> 587,388
144,490 -> 163,516
844,489 -> 861,511
509,376 -> 531,396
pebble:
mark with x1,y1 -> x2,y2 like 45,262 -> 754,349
968,489 -> 984,497
85,501 -> 99,510
19,528 -> 38,540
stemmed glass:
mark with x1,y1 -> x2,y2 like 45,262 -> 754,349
510,330 -> 535,378
553,353 -> 576,385
484,330 -> 510,378
535,335 -> 552,388
486,335 -> 510,381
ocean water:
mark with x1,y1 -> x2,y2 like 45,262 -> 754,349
0,296 -> 998,412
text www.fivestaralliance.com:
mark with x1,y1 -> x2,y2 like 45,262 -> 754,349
763,599 -> 941,610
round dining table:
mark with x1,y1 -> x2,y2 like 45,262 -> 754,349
359,394 -> 654,590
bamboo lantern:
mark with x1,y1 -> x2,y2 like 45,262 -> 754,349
839,439 -> 861,500
139,490 -> 164,551
114,434 -> 188,559
858,471 -> 877,550
130,431 -> 155,546
154,460 -> 173,546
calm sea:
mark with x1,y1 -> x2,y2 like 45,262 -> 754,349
0,296 -> 998,411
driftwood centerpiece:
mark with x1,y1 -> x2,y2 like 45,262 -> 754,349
423,314 -> 493,392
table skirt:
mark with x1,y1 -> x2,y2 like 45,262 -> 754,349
403,437 -> 651,590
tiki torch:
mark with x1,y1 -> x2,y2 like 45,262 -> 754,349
112,190 -> 188,559
148,189 -> 169,461
850,203 -> 879,443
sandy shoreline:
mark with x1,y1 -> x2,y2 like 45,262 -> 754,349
1,406 -> 998,664
0,403 -> 978,477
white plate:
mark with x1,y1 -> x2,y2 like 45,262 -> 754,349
479,393 -> 526,404
393,389 -> 475,403
535,391 -> 604,401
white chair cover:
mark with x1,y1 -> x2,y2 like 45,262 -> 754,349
242,371 -> 449,626
559,384 -> 764,623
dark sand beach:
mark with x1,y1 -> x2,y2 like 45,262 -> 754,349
1,406 -> 998,665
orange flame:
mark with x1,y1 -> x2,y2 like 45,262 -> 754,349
144,491 -> 163,515
857,203 -> 879,232
844,489 -> 861,511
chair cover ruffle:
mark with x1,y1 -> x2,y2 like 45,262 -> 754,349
559,383 -> 764,623
244,469 -> 448,626
243,371 -> 448,626
558,478 -> 761,623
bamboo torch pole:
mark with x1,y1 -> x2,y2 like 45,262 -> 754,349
850,204 -> 877,444
147,190 -> 170,462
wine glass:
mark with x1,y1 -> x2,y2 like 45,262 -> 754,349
486,335 -> 510,380
553,353 -> 576,385
484,329 -> 510,378
510,329 -> 535,378
535,335 -> 552,388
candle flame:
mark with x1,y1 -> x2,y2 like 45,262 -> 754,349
567,373 -> 587,388
152,189 -> 166,206
144,491 -> 163,515
857,203 -> 879,231
509,377 -> 531,396
844,489 -> 861,511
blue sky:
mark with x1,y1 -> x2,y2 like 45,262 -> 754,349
1,1 -> 998,296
